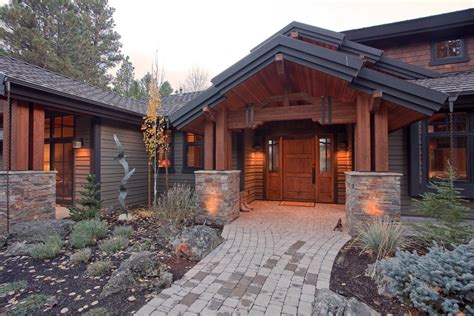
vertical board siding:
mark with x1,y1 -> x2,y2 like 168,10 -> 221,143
100,120 -> 148,208
74,148 -> 91,203
244,130 -> 264,202
388,128 -> 413,214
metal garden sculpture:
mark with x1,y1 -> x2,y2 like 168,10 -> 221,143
113,134 -> 136,211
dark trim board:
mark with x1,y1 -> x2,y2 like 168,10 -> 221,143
91,118 -> 101,201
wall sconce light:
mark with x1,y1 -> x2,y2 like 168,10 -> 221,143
253,136 -> 263,151
72,138 -> 83,149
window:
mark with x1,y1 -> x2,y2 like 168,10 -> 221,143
427,113 -> 468,180
268,139 -> 279,172
184,133 -> 203,169
158,130 -> 173,169
431,38 -> 469,65
44,114 -> 74,204
319,137 -> 331,173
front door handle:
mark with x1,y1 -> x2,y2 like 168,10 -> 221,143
312,165 -> 316,184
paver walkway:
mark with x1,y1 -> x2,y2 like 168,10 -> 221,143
137,201 -> 351,316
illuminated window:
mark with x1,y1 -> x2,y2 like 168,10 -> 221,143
268,139 -> 279,173
431,38 -> 469,65
428,113 -> 468,180
184,133 -> 203,169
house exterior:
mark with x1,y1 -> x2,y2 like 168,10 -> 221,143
0,9 -> 473,235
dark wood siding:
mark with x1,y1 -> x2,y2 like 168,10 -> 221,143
73,117 -> 91,204
388,128 -> 412,214
100,120 -> 195,208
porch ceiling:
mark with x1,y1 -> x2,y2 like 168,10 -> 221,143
171,31 -> 449,131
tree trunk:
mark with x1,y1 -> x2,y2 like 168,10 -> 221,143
165,149 -> 169,190
153,156 -> 158,207
147,163 -> 151,208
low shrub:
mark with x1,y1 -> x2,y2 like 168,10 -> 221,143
156,184 -> 197,224
82,307 -> 110,316
7,294 -> 49,315
87,260 -> 113,277
30,235 -> 63,260
0,280 -> 27,295
70,219 -> 108,249
99,235 -> 129,254
113,225 -> 133,238
379,241 -> 474,315
70,248 -> 92,264
356,219 -> 407,259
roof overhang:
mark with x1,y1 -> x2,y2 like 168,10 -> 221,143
171,35 -> 448,130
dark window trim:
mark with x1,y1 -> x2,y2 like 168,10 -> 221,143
430,37 -> 469,66
158,129 -> 175,174
410,111 -> 474,198
182,132 -> 204,174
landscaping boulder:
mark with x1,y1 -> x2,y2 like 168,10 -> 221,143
4,241 -> 34,257
155,223 -> 180,248
9,219 -> 74,244
100,251 -> 172,298
171,225 -> 223,261
312,289 -> 380,316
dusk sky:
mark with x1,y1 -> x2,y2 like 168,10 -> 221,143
2,0 -> 473,90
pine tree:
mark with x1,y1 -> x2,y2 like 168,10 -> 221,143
159,81 -> 173,97
0,0 -> 123,88
414,163 -> 473,247
113,56 -> 135,96
69,174 -> 102,221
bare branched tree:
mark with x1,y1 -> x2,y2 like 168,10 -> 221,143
184,66 -> 210,92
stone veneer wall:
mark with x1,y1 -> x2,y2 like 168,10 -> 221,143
0,171 -> 56,235
195,170 -> 240,226
345,171 -> 402,236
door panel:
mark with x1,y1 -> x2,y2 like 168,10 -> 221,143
283,137 -> 315,201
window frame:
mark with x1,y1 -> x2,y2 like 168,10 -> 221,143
430,37 -> 469,66
409,111 -> 474,198
183,132 -> 204,173
157,129 -> 175,174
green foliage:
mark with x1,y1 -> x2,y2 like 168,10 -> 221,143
356,219 -> 407,259
156,184 -> 198,224
87,259 -> 113,277
414,163 -> 473,247
0,280 -> 27,295
113,225 -> 133,238
379,241 -> 474,315
30,235 -> 63,260
70,248 -> 92,264
82,307 -> 110,316
99,235 -> 128,254
69,174 -> 102,221
0,0 -> 123,88
113,56 -> 135,96
70,219 -> 108,249
6,294 -> 49,316
159,81 -> 173,97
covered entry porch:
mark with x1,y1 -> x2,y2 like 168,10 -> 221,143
170,27 -> 447,231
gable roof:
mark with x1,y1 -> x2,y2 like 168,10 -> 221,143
410,70 -> 474,96
171,23 -> 448,130
343,9 -> 474,43
0,55 -> 198,119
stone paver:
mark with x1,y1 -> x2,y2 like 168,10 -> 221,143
136,201 -> 350,316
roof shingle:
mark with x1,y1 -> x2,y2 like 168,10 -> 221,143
410,71 -> 474,96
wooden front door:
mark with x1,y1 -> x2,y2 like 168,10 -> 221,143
266,135 -> 335,202
282,137 -> 315,201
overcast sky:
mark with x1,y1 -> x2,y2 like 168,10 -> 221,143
2,0 -> 473,90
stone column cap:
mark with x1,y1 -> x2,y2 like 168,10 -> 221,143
195,170 -> 241,175
344,171 -> 402,177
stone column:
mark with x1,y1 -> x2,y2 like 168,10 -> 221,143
0,170 -> 56,235
345,171 -> 402,236
195,170 -> 240,226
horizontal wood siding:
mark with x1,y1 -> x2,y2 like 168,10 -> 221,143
71,117 -> 92,204
336,128 -> 352,203
244,130 -> 264,202
100,120 -> 148,208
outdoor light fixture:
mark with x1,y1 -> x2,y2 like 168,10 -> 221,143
253,136 -> 263,151
72,138 -> 83,149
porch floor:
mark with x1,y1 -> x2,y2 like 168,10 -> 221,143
137,201 -> 351,315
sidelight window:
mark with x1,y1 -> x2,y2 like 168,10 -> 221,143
184,133 -> 203,169
268,139 -> 279,172
319,137 -> 331,173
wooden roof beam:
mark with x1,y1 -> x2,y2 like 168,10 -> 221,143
202,105 -> 216,121
370,90 -> 383,113
290,31 -> 299,39
275,53 -> 292,106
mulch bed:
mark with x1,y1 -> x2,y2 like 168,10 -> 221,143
0,210 -> 203,315
330,239 -> 409,315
